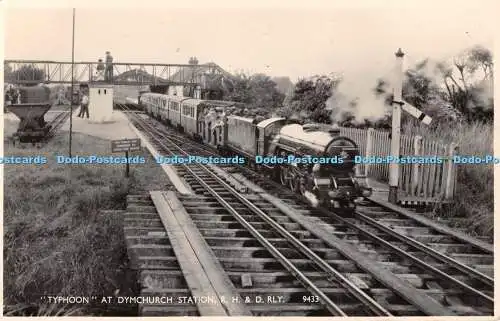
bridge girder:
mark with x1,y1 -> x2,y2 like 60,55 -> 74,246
4,60 -> 228,86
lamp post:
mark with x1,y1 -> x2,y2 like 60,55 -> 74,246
69,8 -> 75,157
388,48 -> 405,204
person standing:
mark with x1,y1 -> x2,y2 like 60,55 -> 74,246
57,87 -> 65,105
79,92 -> 89,119
5,91 -> 11,106
96,58 -> 105,81
4,91 -> 11,113
105,51 -> 113,83
11,89 -> 18,104
77,90 -> 83,117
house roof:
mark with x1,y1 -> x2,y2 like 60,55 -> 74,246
168,62 -> 234,83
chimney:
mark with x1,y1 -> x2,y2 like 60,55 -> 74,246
328,123 -> 341,136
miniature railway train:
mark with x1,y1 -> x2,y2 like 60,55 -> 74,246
135,92 -> 372,210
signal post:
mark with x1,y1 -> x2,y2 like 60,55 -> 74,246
388,48 -> 405,204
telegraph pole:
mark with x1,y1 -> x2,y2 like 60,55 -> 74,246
388,48 -> 405,204
69,8 -> 75,158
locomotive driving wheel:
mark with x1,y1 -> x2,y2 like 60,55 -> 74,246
280,166 -> 297,192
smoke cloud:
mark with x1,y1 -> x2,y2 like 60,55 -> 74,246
325,75 -> 390,125
325,54 -> 495,126
469,77 -> 494,111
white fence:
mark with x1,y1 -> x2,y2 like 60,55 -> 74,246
341,127 -> 458,202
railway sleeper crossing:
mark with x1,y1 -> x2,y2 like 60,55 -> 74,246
120,105 -> 493,317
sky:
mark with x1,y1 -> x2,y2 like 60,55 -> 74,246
2,0 -> 497,87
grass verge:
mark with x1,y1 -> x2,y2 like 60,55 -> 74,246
403,120 -> 494,240
3,127 -> 172,316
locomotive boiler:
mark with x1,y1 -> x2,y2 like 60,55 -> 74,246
265,123 -> 372,209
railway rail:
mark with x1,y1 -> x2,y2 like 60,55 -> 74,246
119,105 -> 452,316
44,110 -> 71,140
122,105 -> 410,316
118,105 -> 493,316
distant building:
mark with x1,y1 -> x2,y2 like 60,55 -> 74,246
168,61 -> 235,98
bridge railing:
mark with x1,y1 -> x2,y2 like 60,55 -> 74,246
340,127 -> 458,203
4,60 -> 229,86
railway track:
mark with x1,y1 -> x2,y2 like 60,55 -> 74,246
43,110 -> 71,141
120,107 -> 458,317
119,106 -> 494,316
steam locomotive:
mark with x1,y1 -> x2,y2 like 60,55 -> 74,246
138,92 -> 372,210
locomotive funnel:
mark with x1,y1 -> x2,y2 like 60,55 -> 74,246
328,123 -> 341,135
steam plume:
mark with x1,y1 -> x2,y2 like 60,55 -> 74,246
326,76 -> 390,125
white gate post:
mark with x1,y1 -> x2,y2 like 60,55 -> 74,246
411,135 -> 422,196
365,128 -> 374,177
388,48 -> 405,204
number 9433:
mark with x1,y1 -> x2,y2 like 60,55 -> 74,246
302,296 -> 320,303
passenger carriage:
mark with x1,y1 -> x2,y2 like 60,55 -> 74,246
137,90 -> 149,110
141,93 -> 152,114
140,93 -> 164,117
150,94 -> 160,117
167,96 -> 188,130
157,95 -> 168,122
180,98 -> 201,139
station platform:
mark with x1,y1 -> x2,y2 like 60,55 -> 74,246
59,109 -> 139,141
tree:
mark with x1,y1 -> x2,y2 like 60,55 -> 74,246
224,72 -> 285,114
283,74 -> 341,123
271,76 -> 293,93
435,45 -> 493,122
374,45 -> 494,125
467,45 -> 493,80
4,65 -> 45,86
4,63 -> 13,82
